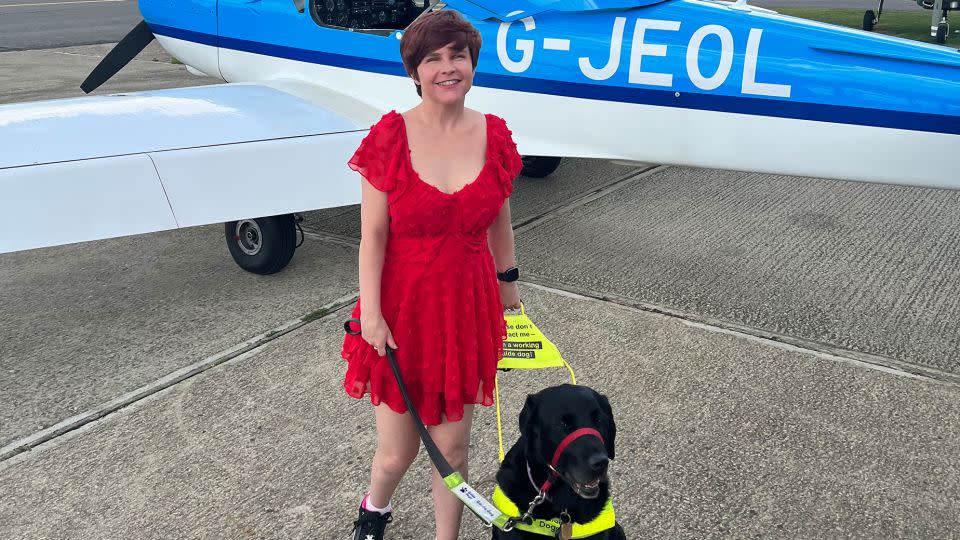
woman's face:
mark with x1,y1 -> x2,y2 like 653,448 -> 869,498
415,42 -> 474,105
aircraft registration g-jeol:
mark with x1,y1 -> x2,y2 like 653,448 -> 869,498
1,0 -> 958,274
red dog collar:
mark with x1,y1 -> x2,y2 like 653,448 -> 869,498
540,428 -> 605,494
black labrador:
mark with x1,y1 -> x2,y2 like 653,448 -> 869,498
492,384 -> 626,539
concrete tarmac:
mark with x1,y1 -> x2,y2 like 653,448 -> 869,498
1,43 -> 959,538
0,0 -> 141,51
0,42 -> 218,104
2,287 -> 959,539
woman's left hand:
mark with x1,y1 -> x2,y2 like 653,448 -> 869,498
500,281 -> 521,310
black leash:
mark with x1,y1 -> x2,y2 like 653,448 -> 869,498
343,318 -> 455,478
343,318 -> 514,528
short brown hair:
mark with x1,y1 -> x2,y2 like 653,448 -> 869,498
400,10 -> 482,96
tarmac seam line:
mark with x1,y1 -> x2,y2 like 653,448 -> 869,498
0,345 -> 260,474
300,228 -> 360,248
519,278 -> 960,387
0,292 -> 359,466
513,165 -> 667,235
39,48 -> 180,65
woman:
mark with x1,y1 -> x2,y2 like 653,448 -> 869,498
339,9 -> 524,540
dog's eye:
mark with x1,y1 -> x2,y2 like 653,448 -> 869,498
559,415 -> 575,430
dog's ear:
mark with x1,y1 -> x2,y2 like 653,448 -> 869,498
519,393 -> 540,433
596,392 -> 616,460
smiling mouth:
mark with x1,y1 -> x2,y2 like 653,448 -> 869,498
570,477 -> 602,499
436,79 -> 460,87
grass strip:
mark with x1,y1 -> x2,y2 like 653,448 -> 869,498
777,8 -> 957,44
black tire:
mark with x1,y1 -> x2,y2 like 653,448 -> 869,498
520,156 -> 562,178
224,214 -> 297,275
863,10 -> 875,31
936,22 -> 948,44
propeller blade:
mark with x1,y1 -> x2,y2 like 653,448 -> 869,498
80,20 -> 155,94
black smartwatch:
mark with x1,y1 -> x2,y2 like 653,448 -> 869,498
497,266 -> 519,282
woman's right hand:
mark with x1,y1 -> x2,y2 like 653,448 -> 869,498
361,313 -> 397,357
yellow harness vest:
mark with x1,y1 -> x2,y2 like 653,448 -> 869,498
491,485 -> 616,538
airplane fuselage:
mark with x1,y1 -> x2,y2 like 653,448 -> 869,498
141,0 -> 960,189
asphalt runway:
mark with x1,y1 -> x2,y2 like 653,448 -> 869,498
0,0 -> 140,51
1,25 -> 959,540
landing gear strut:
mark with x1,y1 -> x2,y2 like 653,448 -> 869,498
866,0 -> 953,44
932,0 -> 952,44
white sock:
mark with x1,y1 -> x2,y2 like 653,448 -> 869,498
363,493 -> 393,515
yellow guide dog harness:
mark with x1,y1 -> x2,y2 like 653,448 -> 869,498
492,306 -> 617,537
492,483 -> 616,538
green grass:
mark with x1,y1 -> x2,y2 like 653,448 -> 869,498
171,57 -> 183,65
777,8 -> 955,45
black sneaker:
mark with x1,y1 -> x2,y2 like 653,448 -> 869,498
351,503 -> 392,540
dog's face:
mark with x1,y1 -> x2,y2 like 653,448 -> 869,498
519,384 -> 616,500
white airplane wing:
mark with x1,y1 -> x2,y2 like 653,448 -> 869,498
0,81 -> 382,254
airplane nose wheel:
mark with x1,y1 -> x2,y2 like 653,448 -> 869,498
936,21 -> 948,44
224,214 -> 299,274
520,156 -> 562,178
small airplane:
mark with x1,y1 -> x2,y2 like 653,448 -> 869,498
1,0 -> 958,274
863,0 -> 958,44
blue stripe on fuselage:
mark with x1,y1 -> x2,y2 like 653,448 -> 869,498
149,24 -> 960,136
156,25 -> 219,47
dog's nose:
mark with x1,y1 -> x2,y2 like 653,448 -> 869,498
588,453 -> 609,473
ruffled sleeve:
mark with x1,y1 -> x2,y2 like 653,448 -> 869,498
487,114 -> 524,199
347,111 -> 406,192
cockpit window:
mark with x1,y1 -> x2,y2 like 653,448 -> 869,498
310,0 -> 427,33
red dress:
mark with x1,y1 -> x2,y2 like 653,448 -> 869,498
340,111 -> 524,425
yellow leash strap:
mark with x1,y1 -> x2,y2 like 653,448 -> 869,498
496,373 -> 506,463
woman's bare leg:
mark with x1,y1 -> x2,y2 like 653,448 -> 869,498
427,404 -> 475,540
367,404 -> 421,507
